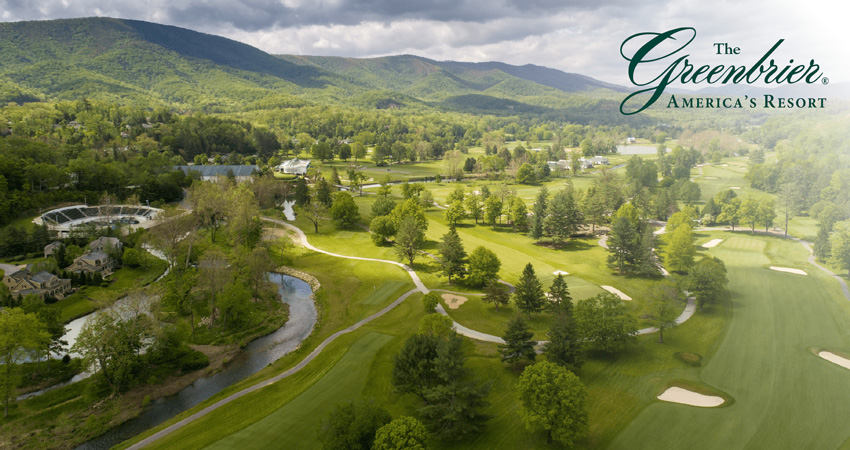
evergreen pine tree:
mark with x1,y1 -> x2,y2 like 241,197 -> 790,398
544,313 -> 584,372
529,186 -> 548,239
547,274 -> 572,314
514,263 -> 545,318
438,229 -> 467,284
606,216 -> 637,274
499,316 -> 537,366
544,189 -> 580,245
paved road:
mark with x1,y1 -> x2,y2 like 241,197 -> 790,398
127,219 -> 429,449
262,217 -> 427,293
128,217 -> 710,448
800,240 -> 850,302
127,286 -> 420,450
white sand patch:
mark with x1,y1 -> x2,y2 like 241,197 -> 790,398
601,286 -> 632,301
819,351 -> 850,370
658,387 -> 724,407
704,176 -> 719,180
730,186 -> 741,190
721,164 -> 729,167
553,270 -> 570,276
441,293 -> 468,309
702,239 -> 724,248
769,266 -> 808,276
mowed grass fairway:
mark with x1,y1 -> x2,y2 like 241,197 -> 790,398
609,233 -> 850,450
205,332 -> 395,450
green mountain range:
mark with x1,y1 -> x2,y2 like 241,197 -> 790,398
0,17 -> 629,117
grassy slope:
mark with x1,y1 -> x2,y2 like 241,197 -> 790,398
608,233 -> 850,450
204,332 -> 395,450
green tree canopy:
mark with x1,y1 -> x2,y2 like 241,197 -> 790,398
373,416 -> 429,450
517,361 -> 588,446
467,246 -> 501,287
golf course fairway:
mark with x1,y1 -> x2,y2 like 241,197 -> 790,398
204,332 -> 394,450
609,235 -> 850,450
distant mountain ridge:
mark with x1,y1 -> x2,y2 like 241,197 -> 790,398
0,17 -> 631,118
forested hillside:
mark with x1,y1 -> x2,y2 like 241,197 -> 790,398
0,17 -> 637,122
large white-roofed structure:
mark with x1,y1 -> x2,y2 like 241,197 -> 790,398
36,204 -> 163,237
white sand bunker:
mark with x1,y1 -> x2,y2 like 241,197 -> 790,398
658,387 -> 724,407
704,176 -> 719,180
819,351 -> 850,370
702,239 -> 724,248
601,286 -> 632,301
553,270 -> 570,276
441,293 -> 468,309
769,266 -> 808,276
730,186 -> 741,190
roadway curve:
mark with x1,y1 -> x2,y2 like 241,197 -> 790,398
129,217 -> 699,448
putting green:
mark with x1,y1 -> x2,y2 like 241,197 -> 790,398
204,332 -> 393,450
608,235 -> 850,450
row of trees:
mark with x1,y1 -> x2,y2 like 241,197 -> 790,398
703,190 -> 776,232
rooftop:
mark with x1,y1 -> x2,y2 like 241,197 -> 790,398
174,165 -> 259,178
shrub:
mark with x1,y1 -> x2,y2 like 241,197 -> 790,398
422,292 -> 440,312
179,350 -> 210,373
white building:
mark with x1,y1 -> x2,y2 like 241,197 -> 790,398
278,158 -> 311,175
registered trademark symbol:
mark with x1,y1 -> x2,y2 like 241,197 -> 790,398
822,77 -> 829,85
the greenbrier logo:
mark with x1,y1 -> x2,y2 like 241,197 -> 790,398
619,27 -> 827,115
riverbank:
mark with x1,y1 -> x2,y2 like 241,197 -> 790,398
1,274 -> 313,450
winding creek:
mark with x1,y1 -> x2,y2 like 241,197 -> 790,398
66,273 -> 316,450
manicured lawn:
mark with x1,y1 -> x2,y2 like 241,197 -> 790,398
361,280 -> 408,305
608,233 -> 850,450
438,274 -> 604,341
204,332 -> 395,450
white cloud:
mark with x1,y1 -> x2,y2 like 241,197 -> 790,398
0,0 -> 847,84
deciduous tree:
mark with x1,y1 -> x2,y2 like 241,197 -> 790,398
642,281 -> 682,343
318,399 -> 391,450
373,417 -> 429,450
467,246 -> 501,287
0,308 -> 49,417
517,361 -> 588,446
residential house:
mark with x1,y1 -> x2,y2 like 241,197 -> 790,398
2,268 -> 72,300
66,251 -> 117,276
89,236 -> 122,254
44,241 -> 63,258
547,160 -> 569,171
589,156 -> 610,166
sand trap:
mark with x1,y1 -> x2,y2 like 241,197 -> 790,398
730,186 -> 741,190
553,270 -> 570,276
658,387 -> 724,407
769,266 -> 808,276
441,293 -> 468,309
722,164 -> 729,167
702,239 -> 724,248
819,351 -> 850,370
704,176 -> 718,180
601,286 -> 632,301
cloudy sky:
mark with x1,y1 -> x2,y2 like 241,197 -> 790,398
0,0 -> 846,85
